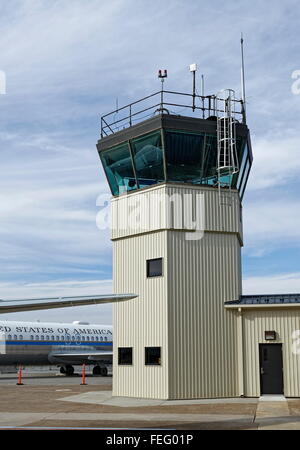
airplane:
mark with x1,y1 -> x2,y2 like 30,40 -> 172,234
0,293 -> 136,313
0,292 -> 137,376
0,319 -> 112,376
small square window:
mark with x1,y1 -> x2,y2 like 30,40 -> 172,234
147,258 -> 163,277
118,347 -> 133,365
145,347 -> 161,365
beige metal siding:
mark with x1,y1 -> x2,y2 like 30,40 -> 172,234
243,309 -> 300,397
112,184 -> 242,399
111,184 -> 242,243
167,231 -> 241,398
113,231 -> 169,399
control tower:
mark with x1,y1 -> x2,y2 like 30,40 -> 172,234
97,74 -> 252,399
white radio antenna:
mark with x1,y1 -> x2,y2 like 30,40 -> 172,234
240,33 -> 246,122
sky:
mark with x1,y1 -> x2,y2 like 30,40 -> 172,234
0,0 -> 299,324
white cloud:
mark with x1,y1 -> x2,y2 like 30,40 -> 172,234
248,132 -> 300,191
0,278 -> 114,324
0,0 -> 299,319
0,130 -> 112,279
243,196 -> 300,255
243,272 -> 300,295
0,278 -> 113,300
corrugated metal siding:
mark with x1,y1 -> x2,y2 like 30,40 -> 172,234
243,309 -> 300,397
167,231 -> 240,399
113,231 -> 169,399
165,185 -> 242,237
112,185 -> 242,399
111,184 -> 242,242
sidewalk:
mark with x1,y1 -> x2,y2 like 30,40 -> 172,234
255,396 -> 300,430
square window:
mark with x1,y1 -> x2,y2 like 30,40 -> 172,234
118,347 -> 133,365
145,347 -> 161,365
147,258 -> 163,278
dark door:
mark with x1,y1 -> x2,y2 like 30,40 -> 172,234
259,344 -> 284,395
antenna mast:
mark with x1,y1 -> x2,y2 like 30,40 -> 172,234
189,63 -> 197,111
240,33 -> 246,122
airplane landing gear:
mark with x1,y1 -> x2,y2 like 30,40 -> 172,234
93,365 -> 108,376
65,365 -> 74,376
60,365 -> 74,376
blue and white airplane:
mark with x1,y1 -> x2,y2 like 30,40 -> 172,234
0,292 -> 136,376
0,319 -> 113,376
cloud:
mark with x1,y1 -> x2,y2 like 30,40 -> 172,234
243,272 -> 300,295
0,131 -> 112,281
247,131 -> 300,191
0,278 -> 114,324
0,0 -> 299,312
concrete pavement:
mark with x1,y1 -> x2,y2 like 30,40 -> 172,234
0,372 -> 300,429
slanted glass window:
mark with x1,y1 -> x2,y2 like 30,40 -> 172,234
147,258 -> 163,277
165,131 -> 205,184
101,143 -> 136,195
239,159 -> 251,199
145,347 -> 161,365
131,131 -> 164,189
118,347 -> 133,365
236,141 -> 248,190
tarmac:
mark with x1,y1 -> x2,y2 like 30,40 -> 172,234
0,371 -> 300,429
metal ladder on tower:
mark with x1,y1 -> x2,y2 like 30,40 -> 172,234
216,89 -> 239,206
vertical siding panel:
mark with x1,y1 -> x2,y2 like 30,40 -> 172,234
243,309 -> 300,397
112,184 -> 241,399
168,231 -> 240,399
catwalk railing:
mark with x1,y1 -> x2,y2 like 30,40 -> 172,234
100,90 -> 246,138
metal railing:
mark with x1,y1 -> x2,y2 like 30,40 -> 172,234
100,89 -> 246,138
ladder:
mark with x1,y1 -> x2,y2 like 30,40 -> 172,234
216,89 -> 239,205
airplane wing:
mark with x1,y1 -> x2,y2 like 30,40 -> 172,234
0,293 -> 137,313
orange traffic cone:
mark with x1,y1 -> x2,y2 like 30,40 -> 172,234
16,366 -> 24,385
80,364 -> 87,385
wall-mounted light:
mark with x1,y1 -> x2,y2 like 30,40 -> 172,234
265,330 -> 277,341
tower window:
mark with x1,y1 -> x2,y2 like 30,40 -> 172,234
147,258 -> 163,277
118,347 -> 133,365
145,347 -> 161,365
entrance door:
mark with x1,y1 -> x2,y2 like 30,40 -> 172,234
259,344 -> 284,395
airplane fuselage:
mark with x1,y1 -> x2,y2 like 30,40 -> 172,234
0,320 -> 113,367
